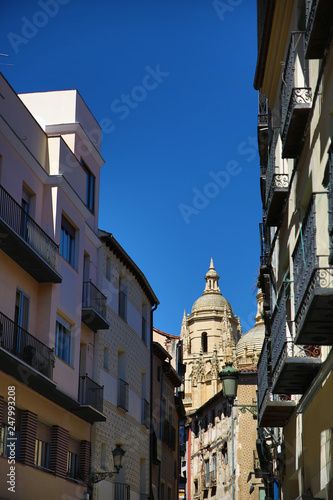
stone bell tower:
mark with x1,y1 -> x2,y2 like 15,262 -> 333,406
180,259 -> 242,414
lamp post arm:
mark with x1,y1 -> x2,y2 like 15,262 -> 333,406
89,470 -> 118,484
233,404 -> 257,418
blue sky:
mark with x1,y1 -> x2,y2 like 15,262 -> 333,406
1,0 -> 261,336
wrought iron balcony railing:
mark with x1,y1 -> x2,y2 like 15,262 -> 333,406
0,310 -> 54,379
271,283 -> 289,373
292,192 -> 333,344
0,184 -> 61,282
329,146 -> 333,265
305,0 -> 333,59
271,340 -> 321,394
258,91 -> 270,167
141,398 -> 150,429
82,281 -> 109,331
114,482 -> 130,500
257,337 -> 270,417
117,378 -> 129,411
78,375 -> 104,413
281,32 -> 312,158
265,129 -> 289,226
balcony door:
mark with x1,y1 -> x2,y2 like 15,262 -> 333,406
20,189 -> 30,241
14,289 -> 29,355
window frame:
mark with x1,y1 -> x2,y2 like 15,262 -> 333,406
60,215 -> 76,267
81,160 -> 95,213
55,315 -> 72,365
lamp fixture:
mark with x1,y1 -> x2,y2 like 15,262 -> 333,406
89,444 -> 125,484
219,362 -> 257,418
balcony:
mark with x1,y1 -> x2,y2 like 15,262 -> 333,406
265,129 -> 289,226
114,482 -> 130,500
0,310 -> 54,384
293,193 -> 333,345
78,375 -> 105,422
305,0 -> 333,59
117,378 -> 129,411
0,185 -> 62,283
141,398 -> 150,429
258,338 -> 296,427
209,470 -> 217,485
281,32 -> 312,158
271,285 -> 321,394
272,340 -> 321,395
82,281 -> 109,332
257,91 -> 270,167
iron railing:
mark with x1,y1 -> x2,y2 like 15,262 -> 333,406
117,378 -> 129,411
281,32 -> 312,142
265,129 -> 289,214
271,341 -> 321,389
295,268 -> 333,334
271,284 -> 288,372
258,90 -> 268,126
141,398 -> 149,428
78,375 -> 104,412
328,146 -> 333,263
82,281 -> 107,319
292,193 -> 328,316
0,184 -> 59,271
0,310 -> 54,379
114,482 -> 130,500
257,338 -> 270,415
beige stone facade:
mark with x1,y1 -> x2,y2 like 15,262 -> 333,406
93,233 -> 158,500
181,261 -> 264,500
255,1 -> 333,498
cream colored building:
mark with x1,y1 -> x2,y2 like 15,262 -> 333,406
0,73 -> 107,499
181,261 -> 265,500
92,232 -> 158,500
255,1 -> 333,499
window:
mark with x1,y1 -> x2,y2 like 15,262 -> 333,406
35,439 -> 50,470
82,160 -> 95,212
106,257 -> 111,281
205,460 -> 209,486
67,451 -> 80,479
119,277 -> 127,321
21,188 -> 31,240
222,442 -> 228,464
103,348 -> 109,370
201,332 -> 207,353
55,316 -> 72,364
211,455 -> 217,482
60,216 -> 75,267
14,288 -> 30,355
101,443 -> 107,469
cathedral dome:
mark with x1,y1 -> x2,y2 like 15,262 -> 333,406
236,290 -> 265,366
190,258 -> 233,316
191,293 -> 233,315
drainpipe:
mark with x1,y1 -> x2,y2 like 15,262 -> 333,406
150,303 -> 158,500
158,360 -> 172,500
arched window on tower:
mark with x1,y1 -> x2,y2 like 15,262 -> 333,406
201,332 -> 208,353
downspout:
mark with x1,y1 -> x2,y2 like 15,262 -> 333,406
158,359 -> 172,500
150,303 -> 158,500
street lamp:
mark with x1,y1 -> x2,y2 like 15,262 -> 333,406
89,444 -> 126,484
219,362 -> 257,418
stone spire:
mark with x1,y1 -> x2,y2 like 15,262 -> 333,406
254,289 -> 264,326
204,258 -> 221,294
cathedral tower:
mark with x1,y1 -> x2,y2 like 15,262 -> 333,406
180,259 -> 242,414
